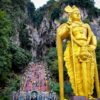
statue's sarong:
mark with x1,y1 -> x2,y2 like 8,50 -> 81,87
64,41 -> 95,96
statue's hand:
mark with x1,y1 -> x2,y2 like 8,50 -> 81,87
88,45 -> 96,52
78,46 -> 92,62
57,23 -> 69,39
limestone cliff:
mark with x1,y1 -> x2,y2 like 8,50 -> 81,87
26,17 -> 58,58
26,9 -> 100,58
8,0 -> 100,58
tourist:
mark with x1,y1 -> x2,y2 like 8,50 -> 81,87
26,91 -> 31,100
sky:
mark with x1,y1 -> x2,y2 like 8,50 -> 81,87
31,0 -> 100,9
31,0 -> 48,9
95,0 -> 100,9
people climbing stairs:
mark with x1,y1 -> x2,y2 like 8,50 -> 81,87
12,61 -> 57,100
21,62 -> 48,92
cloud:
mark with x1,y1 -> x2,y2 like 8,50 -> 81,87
94,0 -> 100,9
31,0 -> 48,8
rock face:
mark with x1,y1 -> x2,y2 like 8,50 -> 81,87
26,17 -> 59,58
10,7 -> 29,46
11,2 -> 100,59
80,8 -> 88,20
90,18 -> 100,40
80,9 -> 100,40
25,11 -> 100,58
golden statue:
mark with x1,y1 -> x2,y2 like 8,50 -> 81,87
56,5 -> 100,100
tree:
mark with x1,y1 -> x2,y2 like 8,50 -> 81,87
10,44 -> 32,72
51,8 -> 61,21
32,10 -> 43,28
19,23 -> 32,50
27,2 -> 35,19
0,10 -> 12,87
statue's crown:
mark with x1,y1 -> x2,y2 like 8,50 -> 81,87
64,5 -> 80,13
64,5 -> 72,13
72,5 -> 80,12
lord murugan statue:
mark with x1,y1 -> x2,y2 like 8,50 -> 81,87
56,5 -> 100,100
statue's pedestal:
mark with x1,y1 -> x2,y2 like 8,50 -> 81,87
71,96 -> 86,100
96,98 -> 100,100
89,98 -> 100,100
71,96 -> 100,100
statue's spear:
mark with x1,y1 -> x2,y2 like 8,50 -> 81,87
70,26 -> 78,95
57,31 -> 64,100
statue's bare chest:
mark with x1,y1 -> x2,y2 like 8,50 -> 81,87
71,24 -> 88,40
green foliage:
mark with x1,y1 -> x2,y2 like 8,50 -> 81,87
59,17 -> 68,24
47,0 -> 56,5
61,0 -> 100,19
64,81 -> 72,94
67,0 -> 99,19
83,17 -> 90,24
27,2 -> 43,28
0,10 -> 12,87
49,80 -> 72,95
49,81 -> 59,93
40,0 -> 100,21
59,0 -> 94,8
11,0 -> 29,11
10,44 -> 32,72
88,7 -> 100,20
44,45 -> 72,96
27,2 -> 35,18
19,24 -> 32,50
0,74 -> 20,100
33,10 -> 43,28
43,47 -> 59,80
0,0 -> 32,99
51,8 -> 61,21
44,47 -> 67,81
0,10 -> 11,38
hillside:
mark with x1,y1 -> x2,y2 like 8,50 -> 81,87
0,0 -> 100,99
26,0 -> 100,58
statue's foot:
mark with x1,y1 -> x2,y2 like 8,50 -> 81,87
88,96 -> 96,100
79,92 -> 84,96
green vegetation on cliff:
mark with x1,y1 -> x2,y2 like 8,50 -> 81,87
0,0 -> 32,99
37,0 -> 100,21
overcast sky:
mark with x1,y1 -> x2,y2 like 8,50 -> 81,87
31,0 -> 100,9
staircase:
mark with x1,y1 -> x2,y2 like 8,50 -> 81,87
20,62 -> 49,92
11,61 -> 57,100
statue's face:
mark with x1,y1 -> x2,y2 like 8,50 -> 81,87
71,10 -> 81,21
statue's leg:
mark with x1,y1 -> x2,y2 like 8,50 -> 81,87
87,61 -> 95,97
75,58 -> 84,96
71,44 -> 84,96
64,44 -> 77,95
65,58 -> 76,94
82,62 -> 88,98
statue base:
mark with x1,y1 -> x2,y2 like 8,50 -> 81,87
88,98 -> 100,100
71,96 -> 86,100
71,96 -> 100,100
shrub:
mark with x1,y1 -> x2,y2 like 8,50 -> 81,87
10,44 -> 32,72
